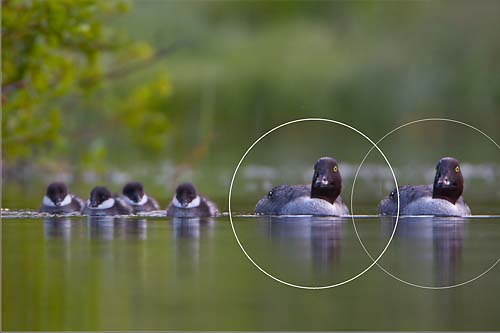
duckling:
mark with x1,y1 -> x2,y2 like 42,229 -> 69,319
83,186 -> 132,216
121,181 -> 160,213
39,182 -> 85,214
166,183 -> 219,218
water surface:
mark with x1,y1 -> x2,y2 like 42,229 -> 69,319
2,213 -> 499,331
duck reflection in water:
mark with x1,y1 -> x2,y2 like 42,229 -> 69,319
311,221 -> 343,272
172,217 -> 215,239
433,219 -> 464,286
171,217 -> 216,275
43,217 -> 88,262
114,218 -> 148,240
258,216 -> 344,273
382,216 -> 465,286
87,216 -> 147,240
44,217 -> 72,241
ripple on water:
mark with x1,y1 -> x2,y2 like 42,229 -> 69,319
2,208 -> 499,220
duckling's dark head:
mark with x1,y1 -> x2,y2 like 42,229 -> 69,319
89,186 -> 112,208
432,157 -> 464,204
46,182 -> 69,207
122,181 -> 145,203
175,183 -> 198,208
310,157 -> 342,204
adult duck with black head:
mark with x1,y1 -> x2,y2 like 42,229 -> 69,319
255,157 -> 349,216
379,157 -> 471,216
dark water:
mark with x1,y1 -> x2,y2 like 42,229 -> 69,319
2,213 -> 500,331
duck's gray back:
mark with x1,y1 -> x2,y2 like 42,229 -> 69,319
379,185 -> 431,215
255,184 -> 349,216
379,184 -> 471,216
255,184 -> 309,215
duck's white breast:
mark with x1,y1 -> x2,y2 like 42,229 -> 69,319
280,197 -> 348,216
403,197 -> 471,216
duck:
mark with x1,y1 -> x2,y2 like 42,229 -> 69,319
39,182 -> 85,214
83,186 -> 132,216
254,157 -> 349,216
379,157 -> 471,216
166,183 -> 219,218
121,181 -> 160,213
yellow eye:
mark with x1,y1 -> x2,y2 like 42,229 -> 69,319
455,166 -> 460,173
333,165 -> 338,173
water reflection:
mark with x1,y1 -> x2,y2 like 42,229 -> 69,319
382,217 -> 466,286
44,217 -> 79,263
172,217 -> 215,239
171,217 -> 216,274
114,218 -> 148,240
310,221 -> 343,273
87,216 -> 148,240
433,220 -> 465,286
258,217 -> 345,276
7,215 -> 500,330
88,216 -> 115,240
44,217 -> 72,241
84,216 -> 152,320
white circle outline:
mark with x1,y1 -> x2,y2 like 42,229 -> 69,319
350,118 -> 500,289
228,118 -> 400,289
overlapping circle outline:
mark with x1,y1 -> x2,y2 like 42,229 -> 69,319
228,118 -> 400,289
350,118 -> 500,289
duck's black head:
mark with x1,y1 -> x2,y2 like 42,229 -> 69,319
432,157 -> 464,204
122,181 -> 145,203
46,182 -> 69,207
175,183 -> 198,208
89,186 -> 112,208
310,157 -> 342,204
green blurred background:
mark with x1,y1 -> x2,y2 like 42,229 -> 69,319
2,0 -> 500,212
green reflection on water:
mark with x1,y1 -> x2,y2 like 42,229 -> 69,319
2,216 -> 500,331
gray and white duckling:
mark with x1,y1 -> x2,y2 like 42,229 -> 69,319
379,157 -> 471,216
166,183 -> 219,218
121,181 -> 160,213
83,186 -> 132,216
39,182 -> 85,214
255,157 -> 349,216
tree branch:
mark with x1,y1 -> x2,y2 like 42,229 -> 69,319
80,40 -> 191,87
2,40 -> 191,96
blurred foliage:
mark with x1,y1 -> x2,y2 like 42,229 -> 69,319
113,1 -> 499,165
2,0 -> 173,177
2,1 -> 500,205
118,73 -> 173,152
